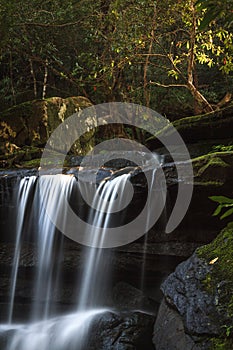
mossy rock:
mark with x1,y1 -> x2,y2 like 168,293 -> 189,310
197,223 -> 233,348
0,146 -> 43,169
154,224 -> 233,349
192,151 -> 233,186
148,104 -> 233,148
0,96 -> 94,158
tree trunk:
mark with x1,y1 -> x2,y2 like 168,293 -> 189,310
187,0 -> 213,114
29,59 -> 37,98
187,81 -> 213,113
42,59 -> 48,100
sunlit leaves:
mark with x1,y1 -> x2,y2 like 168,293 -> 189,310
168,69 -> 179,80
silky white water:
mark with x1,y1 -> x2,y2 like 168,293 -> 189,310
32,175 -> 75,320
78,174 -> 131,310
1,309 -> 106,350
8,176 -> 37,324
140,153 -> 165,293
2,172 -> 135,349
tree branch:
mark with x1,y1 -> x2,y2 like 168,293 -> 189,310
15,21 -> 82,28
149,81 -> 187,88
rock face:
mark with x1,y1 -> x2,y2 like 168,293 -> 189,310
153,224 -> 233,349
153,300 -> 203,350
0,96 -> 94,167
86,311 -> 155,350
149,104 -> 233,149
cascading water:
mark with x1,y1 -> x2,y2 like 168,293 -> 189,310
78,174 -> 131,310
140,153 -> 165,293
0,171 -> 139,349
8,176 -> 37,324
31,175 -> 75,320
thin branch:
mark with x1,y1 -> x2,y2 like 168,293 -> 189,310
136,53 -> 168,58
152,37 -> 187,82
149,81 -> 187,88
15,21 -> 82,28
144,2 -> 157,107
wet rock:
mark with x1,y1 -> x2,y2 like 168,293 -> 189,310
0,328 -> 13,349
87,310 -> 155,350
0,311 -> 155,350
160,253 -> 218,335
153,300 -> 203,350
153,224 -> 233,349
112,282 -> 159,314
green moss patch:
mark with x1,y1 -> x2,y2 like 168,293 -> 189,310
192,151 -> 233,185
197,223 -> 233,345
149,104 -> 233,146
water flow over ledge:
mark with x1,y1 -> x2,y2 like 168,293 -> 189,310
2,172 -> 143,349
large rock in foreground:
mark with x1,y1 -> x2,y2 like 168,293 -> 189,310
153,224 -> 233,349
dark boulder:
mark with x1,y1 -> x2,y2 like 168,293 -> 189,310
153,224 -> 233,349
87,310 -> 155,350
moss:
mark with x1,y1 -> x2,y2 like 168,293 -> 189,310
191,151 -> 233,186
192,152 -> 230,175
21,158 -> 41,168
148,104 -> 233,146
172,104 -> 233,132
197,224 -> 233,347
197,223 -> 233,280
210,337 -> 233,350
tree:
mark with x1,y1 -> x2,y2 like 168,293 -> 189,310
0,0 -> 232,116
196,0 -> 233,30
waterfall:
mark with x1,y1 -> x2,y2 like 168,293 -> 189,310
31,175 -> 75,320
78,174 -> 131,310
8,176 -> 37,324
2,172 -> 135,349
3,309 -> 106,350
140,153 -> 165,293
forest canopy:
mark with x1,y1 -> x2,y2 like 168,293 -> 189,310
0,0 -> 232,119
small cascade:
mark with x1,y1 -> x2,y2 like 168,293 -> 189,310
32,175 -> 75,321
140,153 -> 165,293
8,176 -> 37,324
78,174 -> 131,310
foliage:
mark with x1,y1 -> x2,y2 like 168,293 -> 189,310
0,0 -> 232,116
209,196 -> 233,220
196,0 -> 233,30
211,144 -> 233,153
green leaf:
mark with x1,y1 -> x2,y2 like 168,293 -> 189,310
220,208 -> 233,220
213,205 -> 222,216
209,196 -> 233,204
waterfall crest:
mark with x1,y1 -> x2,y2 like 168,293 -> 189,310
2,172 -> 137,350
